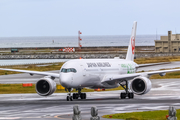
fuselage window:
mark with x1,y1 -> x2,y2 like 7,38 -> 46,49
61,68 -> 77,73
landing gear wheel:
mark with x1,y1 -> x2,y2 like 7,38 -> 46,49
75,93 -> 79,99
128,92 -> 134,99
70,96 -> 73,101
73,93 -> 76,99
66,96 -> 69,101
84,93 -> 86,99
80,93 -> 84,99
120,92 -> 126,99
73,93 -> 79,99
80,93 -> 86,99
66,96 -> 73,101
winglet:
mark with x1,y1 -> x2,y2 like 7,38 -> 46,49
126,21 -> 137,61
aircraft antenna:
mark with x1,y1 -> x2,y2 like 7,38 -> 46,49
156,28 -> 157,40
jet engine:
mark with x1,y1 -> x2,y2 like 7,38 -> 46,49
130,77 -> 151,95
36,77 -> 56,96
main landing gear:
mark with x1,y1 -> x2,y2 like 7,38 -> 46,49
119,80 -> 134,99
66,88 -> 87,101
73,89 -> 87,100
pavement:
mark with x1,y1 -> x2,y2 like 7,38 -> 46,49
0,79 -> 179,120
0,59 -> 68,66
0,70 -> 59,84
137,61 -> 180,72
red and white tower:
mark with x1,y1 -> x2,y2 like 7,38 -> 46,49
78,31 -> 82,50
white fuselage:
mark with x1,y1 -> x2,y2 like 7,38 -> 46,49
59,58 -> 138,89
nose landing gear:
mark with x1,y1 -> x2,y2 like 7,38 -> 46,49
73,89 -> 86,100
66,88 -> 73,101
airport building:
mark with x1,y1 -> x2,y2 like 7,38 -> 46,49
155,31 -> 180,52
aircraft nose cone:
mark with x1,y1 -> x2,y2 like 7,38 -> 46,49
59,74 -> 72,88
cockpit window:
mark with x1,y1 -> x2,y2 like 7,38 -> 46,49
61,68 -> 77,73
61,68 -> 67,73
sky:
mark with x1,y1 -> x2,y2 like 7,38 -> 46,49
0,0 -> 179,37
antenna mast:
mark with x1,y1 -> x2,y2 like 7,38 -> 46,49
78,31 -> 82,51
156,28 -> 157,40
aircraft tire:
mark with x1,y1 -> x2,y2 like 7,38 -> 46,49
80,93 -> 83,99
73,93 -> 76,99
120,93 -> 126,99
66,96 -> 69,101
84,93 -> 86,99
75,93 -> 78,99
70,96 -> 73,101
80,93 -> 86,99
128,93 -> 134,99
131,93 -> 134,98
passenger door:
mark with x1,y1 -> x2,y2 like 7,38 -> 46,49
80,65 -> 86,76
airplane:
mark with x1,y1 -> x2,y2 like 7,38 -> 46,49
0,21 -> 180,101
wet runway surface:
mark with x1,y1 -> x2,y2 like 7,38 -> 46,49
0,70 -> 59,84
137,61 -> 180,71
0,79 -> 180,120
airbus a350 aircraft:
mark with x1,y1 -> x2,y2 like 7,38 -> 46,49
1,21 -> 180,101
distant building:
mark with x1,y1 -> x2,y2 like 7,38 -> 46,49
155,31 -> 180,52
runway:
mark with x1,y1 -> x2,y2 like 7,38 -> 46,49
0,70 -> 59,84
137,61 -> 180,71
0,79 -> 180,120
0,59 -> 68,66
0,62 -> 180,119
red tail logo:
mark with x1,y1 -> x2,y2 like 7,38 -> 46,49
131,36 -> 135,54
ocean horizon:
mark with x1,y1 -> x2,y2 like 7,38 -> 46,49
0,35 -> 162,48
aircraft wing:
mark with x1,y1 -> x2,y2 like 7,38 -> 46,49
137,62 -> 171,68
0,68 -> 59,78
101,68 -> 180,83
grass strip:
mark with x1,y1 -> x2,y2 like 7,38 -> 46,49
102,109 -> 180,120
134,56 -> 180,64
150,71 -> 180,79
0,84 -> 123,94
0,84 -> 36,94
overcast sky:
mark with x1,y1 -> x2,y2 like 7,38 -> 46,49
0,0 -> 179,37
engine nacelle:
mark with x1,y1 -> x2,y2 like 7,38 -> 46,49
130,77 -> 152,95
36,77 -> 56,96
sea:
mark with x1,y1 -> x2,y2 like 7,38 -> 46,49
0,35 -> 162,65
0,35 -> 161,48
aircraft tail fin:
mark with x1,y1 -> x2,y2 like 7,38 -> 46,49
126,21 -> 137,61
